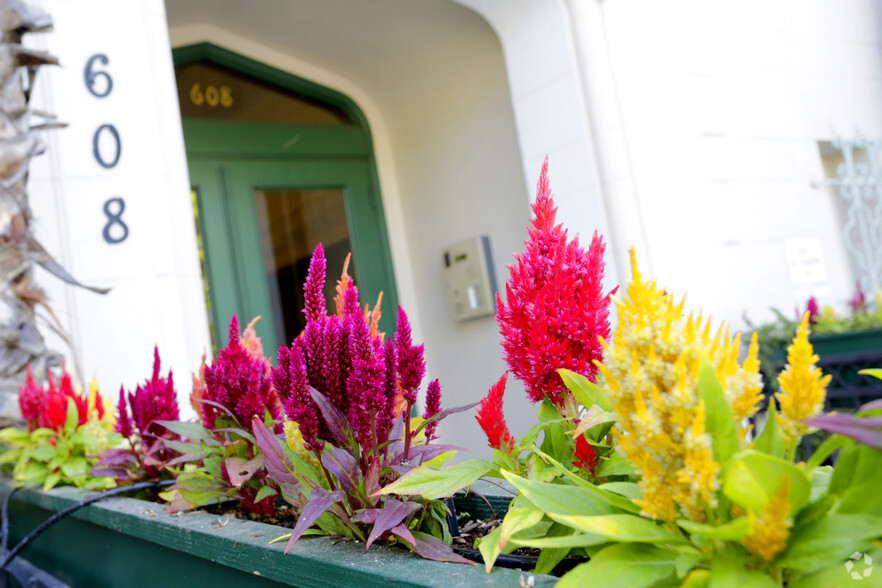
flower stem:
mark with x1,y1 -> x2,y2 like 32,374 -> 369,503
403,409 -> 412,461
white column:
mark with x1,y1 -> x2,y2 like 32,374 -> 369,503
454,0 -> 621,290
26,0 -> 209,412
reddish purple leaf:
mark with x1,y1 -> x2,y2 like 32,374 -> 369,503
286,487 -> 346,553
352,508 -> 382,524
225,454 -> 265,486
309,387 -> 356,450
364,457 -> 381,497
412,401 -> 480,436
94,448 -> 138,467
391,444 -> 464,466
365,500 -> 422,547
411,531 -> 475,564
390,523 -> 415,546
861,399 -> 882,412
166,451 -> 213,467
322,446 -> 360,492
804,413 -> 882,449
252,416 -> 304,490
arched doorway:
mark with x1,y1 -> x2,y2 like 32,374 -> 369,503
173,43 -> 398,353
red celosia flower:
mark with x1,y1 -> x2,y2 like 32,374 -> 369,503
496,157 -> 614,407
476,373 -> 516,454
19,364 -> 90,433
573,433 -> 598,476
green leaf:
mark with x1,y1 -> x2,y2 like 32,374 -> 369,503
557,543 -> 678,588
858,368 -> 882,381
525,449 -> 641,513
805,434 -> 852,471
808,465 -> 833,502
254,485 -> 278,503
572,404 -> 617,439
375,459 -> 490,500
675,553 -> 704,579
723,450 -> 811,512
533,522 -> 577,575
595,448 -> 637,477
498,502 -> 545,551
501,470 -> 621,518
60,457 -> 89,478
551,513 -> 688,544
778,514 -> 882,572
537,400 -> 572,465
708,549 -> 777,588
698,357 -> 739,466
64,397 -> 78,435
598,482 -> 642,501
833,444 -> 882,516
477,524 -> 504,573
32,443 -> 57,461
677,516 -> 752,540
753,397 -> 786,458
788,545 -> 882,588
156,421 -> 220,445
680,569 -> 710,588
42,472 -> 62,491
510,533 -> 607,548
0,427 -> 30,444
559,369 -> 614,411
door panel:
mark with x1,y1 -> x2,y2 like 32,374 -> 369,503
189,159 -> 397,355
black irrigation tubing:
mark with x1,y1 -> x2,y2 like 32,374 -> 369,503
0,479 -> 175,571
0,487 -> 18,553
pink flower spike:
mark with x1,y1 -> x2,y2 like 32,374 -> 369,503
395,307 -> 425,405
303,244 -> 328,324
423,379 -> 442,441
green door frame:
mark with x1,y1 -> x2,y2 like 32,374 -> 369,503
173,43 -> 399,351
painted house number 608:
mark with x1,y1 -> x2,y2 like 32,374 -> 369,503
84,54 -> 128,244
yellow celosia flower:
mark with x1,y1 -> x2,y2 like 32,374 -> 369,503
596,250 -> 763,522
87,377 -> 116,430
742,476 -> 792,561
775,313 -> 830,440
284,420 -> 322,472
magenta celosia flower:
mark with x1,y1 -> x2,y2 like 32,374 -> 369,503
203,316 -> 283,433
849,283 -> 866,313
303,242 -> 327,324
422,380 -> 442,440
377,339 -> 398,442
117,347 -> 180,439
496,157 -> 613,407
805,297 -> 820,324
395,308 -> 425,406
476,373 -> 516,454
273,244 -> 437,459
117,385 -> 133,438
18,364 -> 41,429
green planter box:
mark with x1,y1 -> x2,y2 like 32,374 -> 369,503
1,483 -> 552,587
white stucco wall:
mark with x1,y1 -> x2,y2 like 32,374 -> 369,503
168,2 -> 536,457
27,0 -> 210,411
594,0 -> 882,329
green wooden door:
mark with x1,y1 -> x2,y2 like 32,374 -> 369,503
188,145 -> 397,354
174,45 -> 398,354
